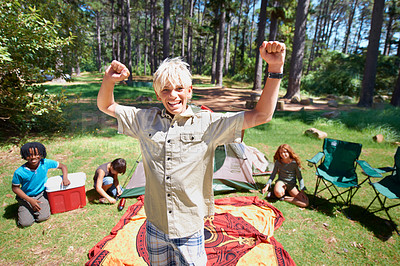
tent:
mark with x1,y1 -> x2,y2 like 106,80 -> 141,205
119,142 -> 273,198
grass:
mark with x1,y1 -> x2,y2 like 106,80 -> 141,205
1,72 -> 400,265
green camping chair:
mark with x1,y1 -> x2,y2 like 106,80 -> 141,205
307,138 -> 367,207
357,147 -> 400,235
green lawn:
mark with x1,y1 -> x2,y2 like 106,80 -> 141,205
1,73 -> 399,265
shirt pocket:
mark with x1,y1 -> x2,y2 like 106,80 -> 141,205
180,133 -> 206,158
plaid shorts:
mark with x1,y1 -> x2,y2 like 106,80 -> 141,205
146,220 -> 207,266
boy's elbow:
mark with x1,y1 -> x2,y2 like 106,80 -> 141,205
255,113 -> 273,126
97,100 -> 107,113
244,111 -> 273,129
98,102 -> 117,117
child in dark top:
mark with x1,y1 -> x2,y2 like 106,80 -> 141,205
262,144 -> 309,208
93,158 -> 126,204
12,142 -> 70,227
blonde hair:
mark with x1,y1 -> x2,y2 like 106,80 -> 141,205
273,144 -> 302,169
153,57 -> 192,95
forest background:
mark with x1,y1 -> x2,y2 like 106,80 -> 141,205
1,0 -> 400,139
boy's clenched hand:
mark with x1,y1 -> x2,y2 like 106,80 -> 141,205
104,60 -> 130,82
259,41 -> 286,73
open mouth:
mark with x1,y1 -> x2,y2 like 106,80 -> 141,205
168,101 -> 182,107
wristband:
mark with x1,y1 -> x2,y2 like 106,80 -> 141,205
268,72 -> 283,79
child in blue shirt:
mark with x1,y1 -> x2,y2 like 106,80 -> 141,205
12,142 -> 70,227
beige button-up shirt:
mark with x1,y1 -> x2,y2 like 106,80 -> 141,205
115,105 -> 244,238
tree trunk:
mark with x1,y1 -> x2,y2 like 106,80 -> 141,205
383,0 -> 395,56
111,0 -> 116,60
211,32 -> 217,84
96,10 -> 102,72
285,0 -> 310,99
150,0 -> 156,73
216,3 -> 226,87
264,0 -> 280,84
126,0 -> 132,81
76,60 -> 81,76
343,0 -> 358,54
315,0 -> 328,56
135,14 -> 141,73
391,67 -> 400,106
355,7 -> 366,54
307,7 -> 321,73
248,0 -> 256,57
119,0 -> 126,64
144,1 -> 148,75
231,0 -> 243,75
358,0 -> 385,107
269,1 -> 279,41
163,0 -> 171,60
224,18 -> 231,75
252,0 -> 268,92
181,0 -> 185,57
171,11 -> 177,57
240,4 -> 249,66
187,0 -> 194,67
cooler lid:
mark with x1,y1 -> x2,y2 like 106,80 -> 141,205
45,172 -> 86,192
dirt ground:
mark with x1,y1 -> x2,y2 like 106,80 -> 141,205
191,85 -> 355,112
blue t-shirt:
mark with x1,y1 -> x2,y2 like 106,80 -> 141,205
12,158 -> 59,197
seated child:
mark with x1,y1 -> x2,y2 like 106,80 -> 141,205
93,158 -> 126,204
262,144 -> 309,208
12,142 -> 70,227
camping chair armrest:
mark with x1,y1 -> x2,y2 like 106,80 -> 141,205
357,160 -> 383,178
307,152 -> 324,166
375,166 -> 395,174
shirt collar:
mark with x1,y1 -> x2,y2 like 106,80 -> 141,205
161,105 -> 195,119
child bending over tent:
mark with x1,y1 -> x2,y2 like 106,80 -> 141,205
93,158 -> 126,204
262,144 -> 309,208
97,40 -> 286,265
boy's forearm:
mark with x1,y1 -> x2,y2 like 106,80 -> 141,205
12,186 -> 31,202
58,163 -> 68,178
243,72 -> 282,129
255,69 -> 282,117
243,41 -> 285,129
98,77 -> 118,117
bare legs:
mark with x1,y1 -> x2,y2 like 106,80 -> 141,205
273,181 -> 309,208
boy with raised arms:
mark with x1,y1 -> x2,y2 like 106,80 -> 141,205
97,41 -> 286,265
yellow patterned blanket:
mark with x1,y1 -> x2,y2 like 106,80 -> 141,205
86,196 -> 295,266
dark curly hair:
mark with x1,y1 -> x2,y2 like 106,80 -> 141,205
20,142 -> 47,160
111,158 -> 126,174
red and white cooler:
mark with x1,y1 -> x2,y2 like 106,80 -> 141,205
45,172 -> 87,214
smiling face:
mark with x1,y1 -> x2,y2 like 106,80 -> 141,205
153,58 -> 193,116
156,83 -> 193,116
25,148 -> 42,170
279,148 -> 291,163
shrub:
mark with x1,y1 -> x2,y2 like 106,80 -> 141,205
302,51 -> 399,97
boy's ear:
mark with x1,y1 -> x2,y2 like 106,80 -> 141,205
187,86 -> 193,99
